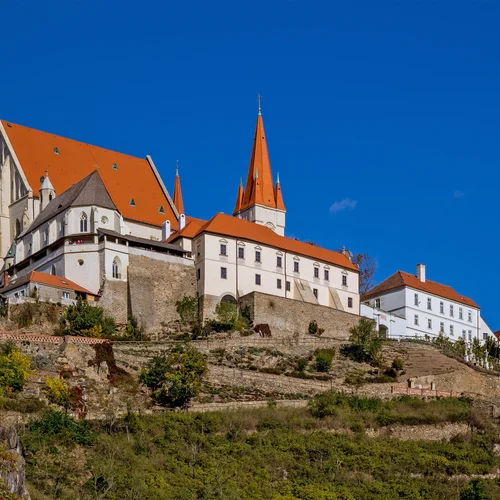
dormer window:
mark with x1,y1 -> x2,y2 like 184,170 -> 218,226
112,163 -> 118,170
130,199 -> 136,207
158,206 -> 165,214
53,147 -> 60,155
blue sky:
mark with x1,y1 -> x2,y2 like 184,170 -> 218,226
2,1 -> 499,329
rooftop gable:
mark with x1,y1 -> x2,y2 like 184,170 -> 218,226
1,120 -> 177,229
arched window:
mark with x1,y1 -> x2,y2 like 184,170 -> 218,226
112,257 -> 121,279
15,219 -> 21,237
80,212 -> 88,233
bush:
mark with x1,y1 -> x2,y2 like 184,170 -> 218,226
344,369 -> 366,388
459,479 -> 490,500
315,349 -> 335,372
0,343 -> 33,395
347,317 -> 383,363
123,316 -> 144,341
175,295 -> 199,325
13,302 -> 38,328
296,357 -> 309,372
44,377 -> 73,411
139,346 -> 207,406
308,320 -> 325,336
391,357 -> 404,371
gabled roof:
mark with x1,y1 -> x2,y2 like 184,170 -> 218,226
1,120 -> 177,228
1,271 -> 95,296
362,271 -> 478,309
192,213 -> 358,271
20,171 -> 116,236
166,217 -> 207,243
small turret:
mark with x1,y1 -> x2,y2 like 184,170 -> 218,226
40,169 -> 56,211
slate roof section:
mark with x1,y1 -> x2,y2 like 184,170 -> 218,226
20,171 -> 116,237
362,270 -> 479,309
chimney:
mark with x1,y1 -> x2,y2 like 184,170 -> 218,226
179,214 -> 186,231
3,271 -> 8,287
417,264 -> 426,282
161,220 -> 171,241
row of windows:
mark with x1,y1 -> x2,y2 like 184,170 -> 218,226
413,314 -> 475,338
220,245 -> 346,285
413,293 -> 473,322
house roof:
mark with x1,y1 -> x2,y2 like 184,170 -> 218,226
362,270 -> 479,309
1,119 -> 178,228
166,217 -> 207,243
20,171 -> 116,237
192,213 -> 358,271
1,271 -> 95,296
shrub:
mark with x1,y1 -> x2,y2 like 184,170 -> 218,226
296,357 -> 309,372
175,295 -> 198,324
391,357 -> 404,371
139,346 -> 207,406
123,316 -> 144,341
459,479 -> 490,500
315,349 -> 335,372
308,320 -> 325,336
347,317 -> 382,363
44,377 -> 73,411
344,369 -> 366,388
0,343 -> 33,395
13,302 -> 37,328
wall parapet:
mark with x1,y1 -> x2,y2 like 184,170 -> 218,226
0,332 -> 109,345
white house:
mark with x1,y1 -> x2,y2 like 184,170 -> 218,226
362,264 -> 493,342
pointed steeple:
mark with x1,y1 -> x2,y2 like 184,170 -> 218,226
275,172 -> 285,211
40,169 -> 56,211
172,163 -> 185,215
234,177 -> 244,214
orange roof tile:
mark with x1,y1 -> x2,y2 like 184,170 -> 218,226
1,120 -> 178,229
194,213 -> 358,271
237,113 -> 282,213
233,180 -> 244,214
172,167 -> 185,215
362,271 -> 478,309
166,217 -> 207,243
275,176 -> 285,211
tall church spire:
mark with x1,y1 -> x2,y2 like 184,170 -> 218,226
172,163 -> 185,215
234,177 -> 244,214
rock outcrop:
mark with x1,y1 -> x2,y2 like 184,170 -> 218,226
0,426 -> 31,499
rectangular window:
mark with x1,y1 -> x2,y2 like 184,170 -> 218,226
483,332 -> 488,341
375,298 -> 381,309
440,301 -> 444,314
255,250 -> 261,263
196,268 -> 200,281
450,325 -> 454,336
348,297 -> 353,308
414,314 -> 419,326
220,267 -> 227,279
342,275 -> 347,286
220,243 -> 227,256
468,310 -> 472,322
238,247 -> 245,259
277,279 -> 282,289
324,269 -> 329,281
440,322 -> 444,333
414,293 -> 419,306
293,261 -> 299,273
197,246 -> 201,257
62,291 -> 70,299
428,319 -> 432,329
313,288 -> 318,298
462,330 -> 466,339
255,274 -> 261,286
286,281 -> 291,292
427,298 -> 432,310
276,255 -> 282,268
314,267 -> 319,278
450,305 -> 454,317
468,330 -> 472,341
459,308 -> 463,320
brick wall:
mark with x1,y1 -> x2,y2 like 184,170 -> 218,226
238,291 -> 360,339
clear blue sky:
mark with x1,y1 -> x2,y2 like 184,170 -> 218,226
2,1 -> 499,329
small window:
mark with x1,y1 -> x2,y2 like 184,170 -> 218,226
324,269 -> 329,281
220,244 -> 227,256
80,212 -> 88,233
375,298 -> 381,309
277,279 -> 282,289
348,297 -> 353,308
414,314 -> 419,326
255,250 -> 261,263
197,268 -> 201,281
238,247 -> 245,259
459,308 -> 463,320
462,329 -> 466,338
468,330 -> 472,341
220,267 -> 227,279
78,259 -> 84,266
468,310 -> 472,322
313,288 -> 318,298
101,216 -> 108,224
440,301 -> 444,314
414,293 -> 419,306
129,199 -> 136,207
276,255 -> 282,268
483,332 -> 488,341
112,257 -> 121,279
286,281 -> 291,292
450,325 -> 454,336
255,274 -> 261,286
427,298 -> 432,310
342,275 -> 347,286
314,267 -> 319,279
53,147 -> 60,155
293,261 -> 299,273
158,206 -> 165,214
440,322 -> 444,333
427,319 -> 432,329
62,291 -> 70,299
112,163 -> 118,170
450,305 -> 454,317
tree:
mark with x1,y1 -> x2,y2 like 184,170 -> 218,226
348,318 -> 383,363
139,346 -> 207,406
460,479 -> 490,500
44,377 -> 73,412
0,342 -> 33,395
351,253 -> 377,295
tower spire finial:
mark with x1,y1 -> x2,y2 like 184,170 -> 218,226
257,93 -> 262,116
276,172 -> 280,184
239,176 -> 243,187
175,160 -> 179,176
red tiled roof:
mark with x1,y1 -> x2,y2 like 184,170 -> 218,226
166,217 -> 207,243
193,213 -> 358,271
173,168 -> 185,215
1,120 -> 177,229
362,271 -> 478,308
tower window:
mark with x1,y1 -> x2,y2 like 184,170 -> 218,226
80,212 -> 88,233
112,257 -> 121,279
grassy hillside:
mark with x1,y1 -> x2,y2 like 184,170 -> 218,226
20,394 -> 500,500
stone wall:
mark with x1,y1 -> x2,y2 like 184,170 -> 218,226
99,279 -> 128,325
0,426 -> 30,499
239,292 -> 360,339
